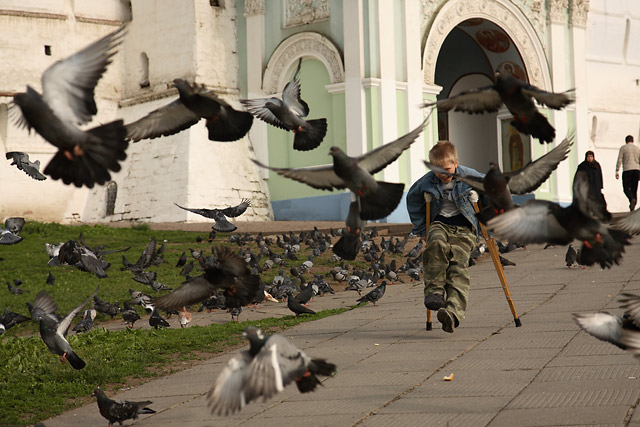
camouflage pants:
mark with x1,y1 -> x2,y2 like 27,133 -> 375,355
422,221 -> 476,323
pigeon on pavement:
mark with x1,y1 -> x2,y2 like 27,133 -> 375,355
565,244 -> 577,268
207,326 -> 336,415
5,151 -> 46,180
287,291 -> 316,316
422,71 -> 574,143
424,134 -> 573,221
11,26 -> 129,188
93,387 -> 156,427
31,287 -> 99,369
356,281 -> 387,306
486,170 -> 630,269
252,116 -> 428,220
241,58 -> 327,151
153,246 -> 261,311
125,78 -> 253,143
174,199 -> 251,232
149,308 -> 170,329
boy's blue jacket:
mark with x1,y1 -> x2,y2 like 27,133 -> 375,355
406,165 -> 486,237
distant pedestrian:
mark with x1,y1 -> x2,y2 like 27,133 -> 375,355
616,135 -> 640,211
577,150 -> 609,219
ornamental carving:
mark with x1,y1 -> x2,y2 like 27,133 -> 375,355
263,32 -> 344,94
285,0 -> 330,28
570,0 -> 590,27
244,0 -> 265,16
422,0 -> 549,90
548,0 -> 568,24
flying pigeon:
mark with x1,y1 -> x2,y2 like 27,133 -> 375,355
612,207 -> 640,236
153,246 -> 261,311
424,134 -> 573,221
486,170 -> 631,269
422,71 -> 574,143
125,78 -> 253,143
11,26 -> 129,188
174,199 -> 251,232
252,117 -> 428,220
93,387 -> 156,427
332,197 -> 366,260
207,326 -> 336,415
241,58 -> 327,151
356,280 -> 387,306
30,287 -> 99,369
5,151 -> 46,180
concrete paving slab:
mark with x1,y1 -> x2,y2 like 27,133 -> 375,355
488,406 -> 628,426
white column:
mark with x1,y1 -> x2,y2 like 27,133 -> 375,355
403,0 -> 427,183
377,0 -> 399,182
343,0 -> 367,156
548,10 -> 572,203
571,3 -> 590,165
245,1 -> 268,178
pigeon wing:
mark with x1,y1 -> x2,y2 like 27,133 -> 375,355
507,133 -> 573,194
4,217 -> 25,235
31,291 -> 59,322
281,58 -> 310,118
125,99 -> 200,142
220,199 -> 251,218
212,212 -> 238,233
612,208 -> 640,235
521,86 -> 575,110
619,293 -> 640,329
135,237 -> 157,269
422,85 -> 503,113
42,26 -> 126,125
153,276 -> 217,310
572,312 -> 623,346
240,98 -> 288,130
57,286 -> 99,337
174,203 -> 219,219
22,159 -> 47,181
486,200 -> 573,244
357,116 -> 428,175
207,351 -> 253,415
251,159 -> 345,190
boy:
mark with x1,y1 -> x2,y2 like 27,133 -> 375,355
406,141 -> 484,333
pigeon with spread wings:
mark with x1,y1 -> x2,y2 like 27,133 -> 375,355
252,117 -> 428,220
174,199 -> 251,233
125,79 -> 253,142
422,72 -> 574,144
207,326 -> 336,415
241,58 -> 327,151
153,246 -> 260,311
424,134 -> 573,222
486,170 -> 630,269
11,26 -> 128,188
30,287 -> 99,369
5,152 -> 46,181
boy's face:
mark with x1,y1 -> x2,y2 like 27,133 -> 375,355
435,160 -> 458,183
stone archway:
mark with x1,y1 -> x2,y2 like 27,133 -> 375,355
262,32 -> 344,95
422,0 -> 551,90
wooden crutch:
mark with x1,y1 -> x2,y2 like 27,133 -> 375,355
423,193 -> 433,331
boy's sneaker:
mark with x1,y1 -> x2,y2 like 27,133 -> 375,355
437,308 -> 455,333
424,293 -> 445,310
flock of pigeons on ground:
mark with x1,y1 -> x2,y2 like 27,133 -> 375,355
4,22 -> 640,426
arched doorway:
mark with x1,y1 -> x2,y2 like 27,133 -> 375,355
434,19 -> 531,173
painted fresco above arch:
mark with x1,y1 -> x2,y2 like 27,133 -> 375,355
421,0 -> 551,91
262,31 -> 344,95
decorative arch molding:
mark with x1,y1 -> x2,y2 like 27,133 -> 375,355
422,0 -> 551,91
263,32 -> 344,94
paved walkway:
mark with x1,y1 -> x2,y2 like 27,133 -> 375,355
45,239 -> 640,427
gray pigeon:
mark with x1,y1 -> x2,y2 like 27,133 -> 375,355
11,26 -> 128,188
125,78 -> 253,143
5,151 -> 46,180
0,220 -> 23,245
241,58 -> 327,151
72,307 -> 96,334
356,281 -> 387,306
252,117 -> 428,220
207,326 -> 336,415
565,244 -> 577,267
422,72 -> 574,143
31,287 -> 99,369
93,388 -> 155,427
333,197 -> 366,260
174,199 -> 251,232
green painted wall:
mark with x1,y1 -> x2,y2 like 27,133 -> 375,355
396,90 -> 410,184
267,59 -> 346,201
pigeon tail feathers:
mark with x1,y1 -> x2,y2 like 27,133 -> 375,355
510,112 -> 555,144
295,358 -> 336,393
206,110 -> 253,142
358,182 -> 404,220
66,351 -> 86,370
293,118 -> 327,151
332,233 -> 360,260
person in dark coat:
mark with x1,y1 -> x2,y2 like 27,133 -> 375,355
577,150 -> 609,220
